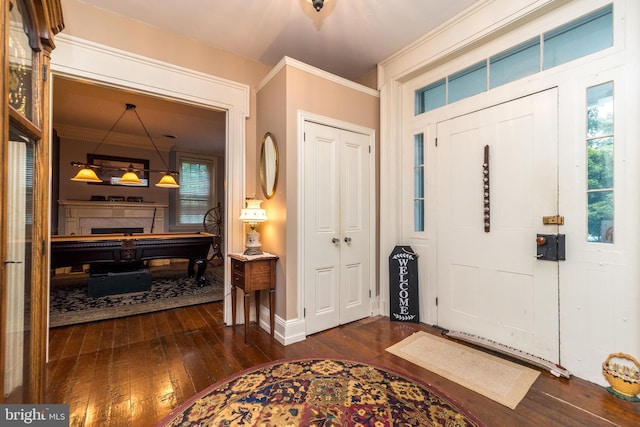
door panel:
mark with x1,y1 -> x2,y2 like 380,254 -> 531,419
437,89 -> 559,362
304,122 -> 370,335
339,132 -> 370,324
305,123 -> 341,334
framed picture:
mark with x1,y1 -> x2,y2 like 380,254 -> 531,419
87,154 -> 150,187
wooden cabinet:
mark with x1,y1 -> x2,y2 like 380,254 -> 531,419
1,0 -> 64,403
229,254 -> 278,343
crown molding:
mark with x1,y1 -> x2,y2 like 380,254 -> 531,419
257,56 -> 379,98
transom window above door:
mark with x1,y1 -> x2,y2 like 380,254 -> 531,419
415,4 -> 613,115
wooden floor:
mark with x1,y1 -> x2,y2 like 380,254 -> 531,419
46,301 -> 640,426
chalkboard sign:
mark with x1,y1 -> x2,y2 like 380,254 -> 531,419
389,246 -> 419,323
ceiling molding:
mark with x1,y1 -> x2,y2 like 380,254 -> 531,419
257,56 -> 379,98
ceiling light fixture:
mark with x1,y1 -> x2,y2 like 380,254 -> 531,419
70,103 -> 179,188
308,0 -> 326,12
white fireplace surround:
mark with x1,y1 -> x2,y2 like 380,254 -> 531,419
59,200 -> 168,236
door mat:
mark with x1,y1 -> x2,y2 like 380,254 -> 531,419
386,331 -> 540,409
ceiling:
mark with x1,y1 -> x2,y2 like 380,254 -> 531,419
53,0 -> 480,153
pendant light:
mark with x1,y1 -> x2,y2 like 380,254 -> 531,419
70,103 -> 180,188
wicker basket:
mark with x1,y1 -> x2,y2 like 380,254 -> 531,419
602,352 -> 640,397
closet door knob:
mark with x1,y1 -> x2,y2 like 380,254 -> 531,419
344,237 -> 352,243
331,238 -> 340,244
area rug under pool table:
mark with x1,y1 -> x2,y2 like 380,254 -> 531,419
49,266 -> 224,327
158,358 -> 485,426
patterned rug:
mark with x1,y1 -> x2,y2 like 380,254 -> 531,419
158,358 -> 485,427
49,266 -> 224,328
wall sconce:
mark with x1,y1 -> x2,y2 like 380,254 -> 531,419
239,198 -> 267,255
70,103 -> 179,188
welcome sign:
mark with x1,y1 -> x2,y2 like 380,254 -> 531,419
388,246 -> 419,323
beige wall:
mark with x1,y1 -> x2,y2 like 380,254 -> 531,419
255,70 -> 287,316
60,0 -> 272,198
258,62 -> 380,324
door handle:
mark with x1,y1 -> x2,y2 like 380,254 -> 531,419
331,238 -> 340,244
4,260 -> 23,264
344,237 -> 352,243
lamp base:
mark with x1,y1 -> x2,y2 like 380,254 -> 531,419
244,230 -> 263,256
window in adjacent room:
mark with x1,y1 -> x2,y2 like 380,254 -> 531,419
175,155 -> 218,227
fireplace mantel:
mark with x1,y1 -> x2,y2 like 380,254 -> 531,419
59,200 -> 168,235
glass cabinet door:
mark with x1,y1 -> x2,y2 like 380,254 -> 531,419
3,125 -> 35,403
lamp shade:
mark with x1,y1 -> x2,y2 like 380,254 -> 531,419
71,167 -> 102,183
118,170 -> 144,186
155,174 -> 180,188
239,199 -> 267,224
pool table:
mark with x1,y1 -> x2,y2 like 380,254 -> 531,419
50,232 -> 215,284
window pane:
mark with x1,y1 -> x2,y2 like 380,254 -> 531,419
178,159 -> 213,225
544,5 -> 613,69
586,81 -> 614,244
414,134 -> 424,166
414,200 -> 425,232
448,61 -> 486,104
415,79 -> 446,115
587,82 -> 613,138
587,137 -> 613,190
588,191 -> 614,243
414,168 -> 424,199
490,38 -> 540,88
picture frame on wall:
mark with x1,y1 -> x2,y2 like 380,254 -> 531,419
87,154 -> 150,187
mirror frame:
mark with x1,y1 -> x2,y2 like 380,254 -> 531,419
260,132 -> 279,199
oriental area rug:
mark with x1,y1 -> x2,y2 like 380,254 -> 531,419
386,331 -> 540,409
49,266 -> 224,328
158,358 -> 485,427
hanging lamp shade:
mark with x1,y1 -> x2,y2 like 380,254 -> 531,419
71,167 -> 102,183
118,168 -> 144,186
155,174 -> 179,188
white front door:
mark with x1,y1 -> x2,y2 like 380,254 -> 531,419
304,121 -> 371,335
436,89 -> 560,362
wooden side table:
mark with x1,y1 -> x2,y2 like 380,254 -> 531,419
229,253 -> 278,343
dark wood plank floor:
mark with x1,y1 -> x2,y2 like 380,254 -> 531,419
46,302 -> 640,426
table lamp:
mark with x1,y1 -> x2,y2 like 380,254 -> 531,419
239,198 -> 267,255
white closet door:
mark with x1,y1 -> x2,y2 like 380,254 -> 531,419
304,121 -> 371,335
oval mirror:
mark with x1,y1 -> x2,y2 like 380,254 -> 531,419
260,132 -> 279,199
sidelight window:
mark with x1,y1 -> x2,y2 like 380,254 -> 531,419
414,133 -> 425,232
586,81 -> 614,243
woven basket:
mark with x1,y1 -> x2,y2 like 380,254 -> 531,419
602,352 -> 640,397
